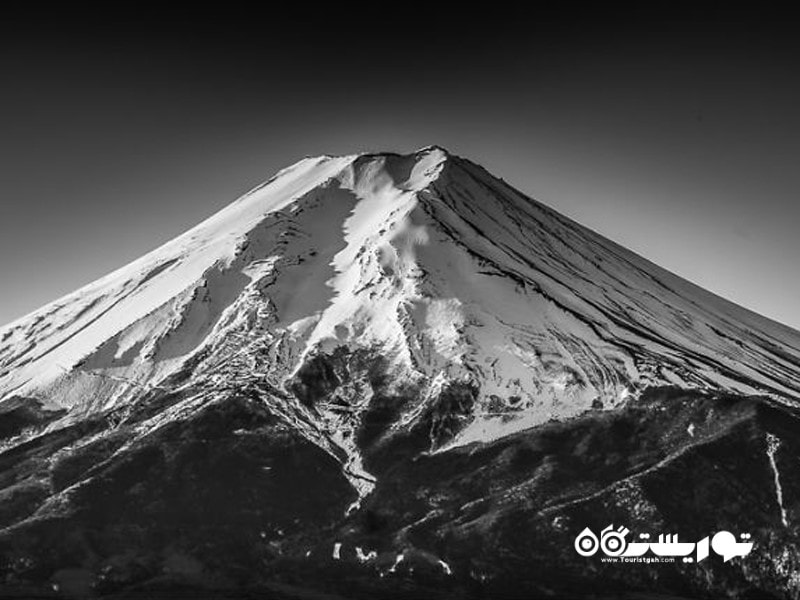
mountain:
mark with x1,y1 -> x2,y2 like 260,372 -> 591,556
0,146 -> 798,599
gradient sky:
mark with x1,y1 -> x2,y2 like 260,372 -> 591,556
2,7 -> 799,330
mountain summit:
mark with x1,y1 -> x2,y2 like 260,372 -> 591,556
0,148 -> 799,598
2,147 -> 798,431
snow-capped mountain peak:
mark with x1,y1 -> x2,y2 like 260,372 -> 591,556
1,146 -> 800,458
3,147 -> 800,599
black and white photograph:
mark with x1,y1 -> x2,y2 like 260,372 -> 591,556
1,6 -> 799,599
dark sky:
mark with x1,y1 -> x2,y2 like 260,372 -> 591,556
2,7 -> 799,329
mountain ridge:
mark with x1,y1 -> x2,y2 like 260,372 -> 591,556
2,146 -> 800,426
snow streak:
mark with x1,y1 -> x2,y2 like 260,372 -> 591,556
766,432 -> 789,528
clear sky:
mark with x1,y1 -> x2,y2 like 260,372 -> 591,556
1,7 -> 799,330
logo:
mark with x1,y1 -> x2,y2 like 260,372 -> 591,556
574,525 -> 753,563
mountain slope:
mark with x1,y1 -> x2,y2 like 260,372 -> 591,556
2,146 -> 799,431
0,147 -> 798,598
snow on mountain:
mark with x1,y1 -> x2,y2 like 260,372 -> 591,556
1,145 -> 800,467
